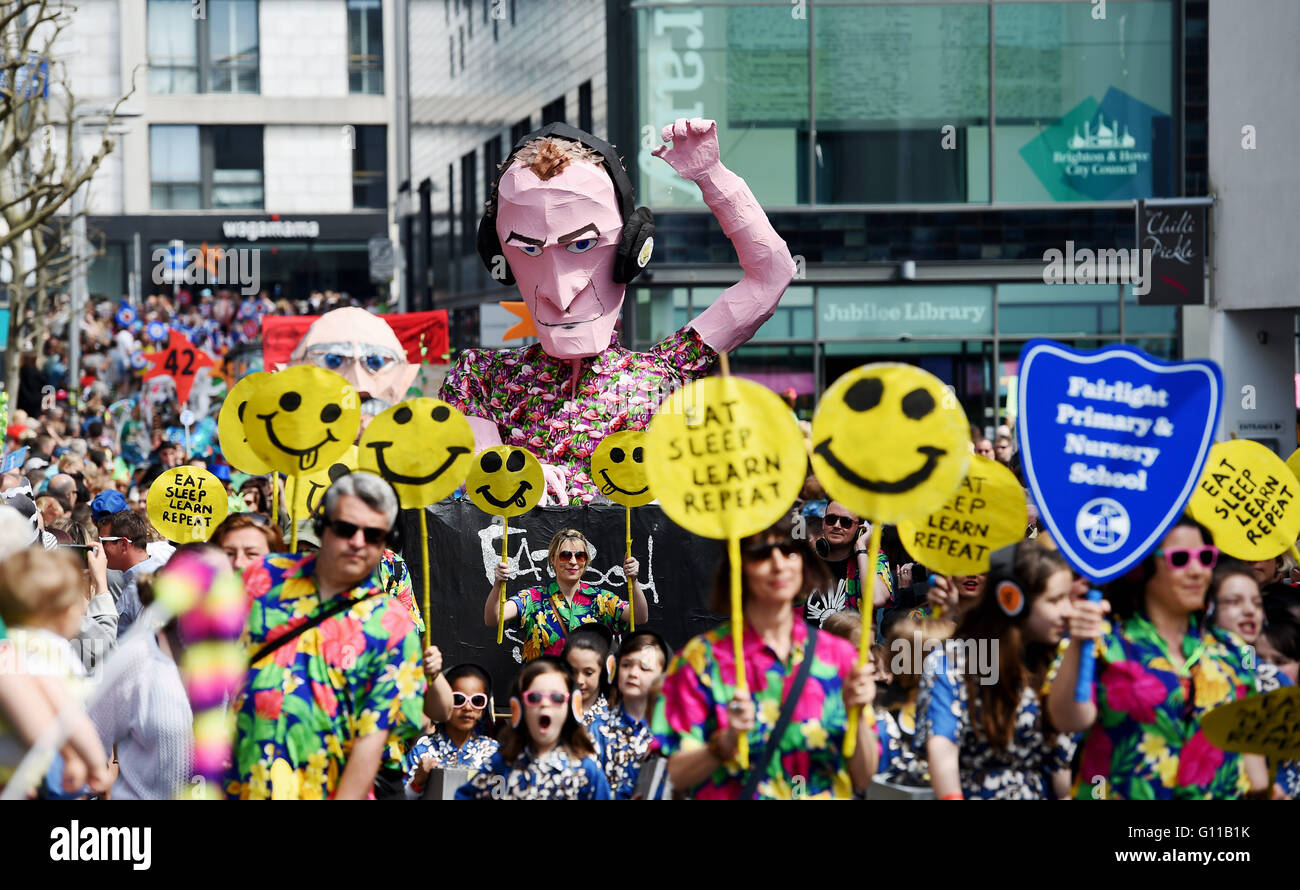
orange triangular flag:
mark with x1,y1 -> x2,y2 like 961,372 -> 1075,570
502,301 -> 537,340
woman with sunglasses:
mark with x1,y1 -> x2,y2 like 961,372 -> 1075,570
455,657 -> 610,799
484,528 -> 647,663
404,664 -> 499,798
653,515 -> 878,799
1049,517 -> 1273,799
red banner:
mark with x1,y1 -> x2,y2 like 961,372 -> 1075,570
261,310 -> 449,371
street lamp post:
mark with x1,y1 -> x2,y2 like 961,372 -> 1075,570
65,106 -> 139,430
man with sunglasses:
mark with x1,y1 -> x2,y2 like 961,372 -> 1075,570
228,472 -> 427,800
803,502 -> 893,627
100,510 -> 165,641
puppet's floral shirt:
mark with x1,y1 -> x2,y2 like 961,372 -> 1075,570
440,326 -> 716,504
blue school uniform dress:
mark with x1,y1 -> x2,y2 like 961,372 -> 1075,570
404,726 -> 499,781
590,704 -> 659,799
915,647 -> 1076,800
455,748 -> 612,800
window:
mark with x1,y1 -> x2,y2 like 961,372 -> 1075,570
541,96 -> 566,126
150,125 -> 263,209
148,0 -> 259,94
147,0 -> 198,93
149,126 -> 201,209
352,126 -> 387,209
460,151 -> 477,255
449,34 -> 455,79
347,0 -> 384,95
458,26 -> 465,72
510,117 -> 531,146
578,81 -> 592,133
483,135 -> 502,199
633,0 -> 1176,206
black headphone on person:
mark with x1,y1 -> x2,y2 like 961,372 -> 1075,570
476,122 -> 655,287
986,543 -> 1026,618
309,471 -> 403,551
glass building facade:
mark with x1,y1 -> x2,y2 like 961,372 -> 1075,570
619,0 -> 1198,432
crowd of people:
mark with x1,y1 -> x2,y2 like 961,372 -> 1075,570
1,294 -> 1299,801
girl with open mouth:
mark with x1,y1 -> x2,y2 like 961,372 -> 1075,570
455,658 -> 610,800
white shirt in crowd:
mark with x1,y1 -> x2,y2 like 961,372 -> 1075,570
88,632 -> 193,801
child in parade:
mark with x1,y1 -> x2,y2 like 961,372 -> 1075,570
563,624 -> 615,728
916,540 -> 1077,799
405,663 -> 500,798
591,630 -> 671,799
1049,518 -> 1273,799
455,657 -> 610,800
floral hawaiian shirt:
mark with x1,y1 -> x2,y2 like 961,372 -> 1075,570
916,646 -> 1076,799
403,727 -> 499,784
591,704 -> 659,799
508,580 -> 626,662
804,551 -> 894,627
226,553 -> 427,800
454,748 -> 612,800
653,615 -> 874,800
1067,611 -> 1257,800
440,326 -> 717,504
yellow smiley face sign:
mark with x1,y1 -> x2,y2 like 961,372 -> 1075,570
898,456 -> 1027,575
466,445 -> 544,517
217,372 -> 274,475
1202,687 -> 1300,760
291,445 -> 358,518
645,376 -> 805,540
244,366 -> 360,476
147,466 -> 230,543
358,398 -> 474,508
1188,439 -> 1300,560
590,431 -> 654,508
811,364 -> 970,522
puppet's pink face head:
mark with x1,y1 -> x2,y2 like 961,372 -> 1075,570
496,161 -> 625,359
289,307 -> 417,428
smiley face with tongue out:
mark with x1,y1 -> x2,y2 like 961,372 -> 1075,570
244,366 -> 361,476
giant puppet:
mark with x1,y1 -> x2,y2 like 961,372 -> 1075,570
440,118 -> 796,504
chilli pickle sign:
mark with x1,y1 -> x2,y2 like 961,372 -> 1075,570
646,377 -> 805,540
1017,340 -> 1222,582
147,467 -> 229,543
1188,439 -> 1300,561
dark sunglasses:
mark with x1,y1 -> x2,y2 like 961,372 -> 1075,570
822,514 -> 857,529
741,540 -> 801,562
557,550 -> 588,563
452,692 -> 488,710
325,518 -> 388,545
523,690 -> 570,706
1156,546 -> 1219,571
243,512 -> 271,526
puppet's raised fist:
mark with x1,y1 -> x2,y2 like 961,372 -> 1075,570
652,118 -> 719,182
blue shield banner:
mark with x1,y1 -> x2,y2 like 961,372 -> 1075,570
1017,340 -> 1222,582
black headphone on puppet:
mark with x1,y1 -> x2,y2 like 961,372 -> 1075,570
476,122 -> 655,287
309,472 -> 403,553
